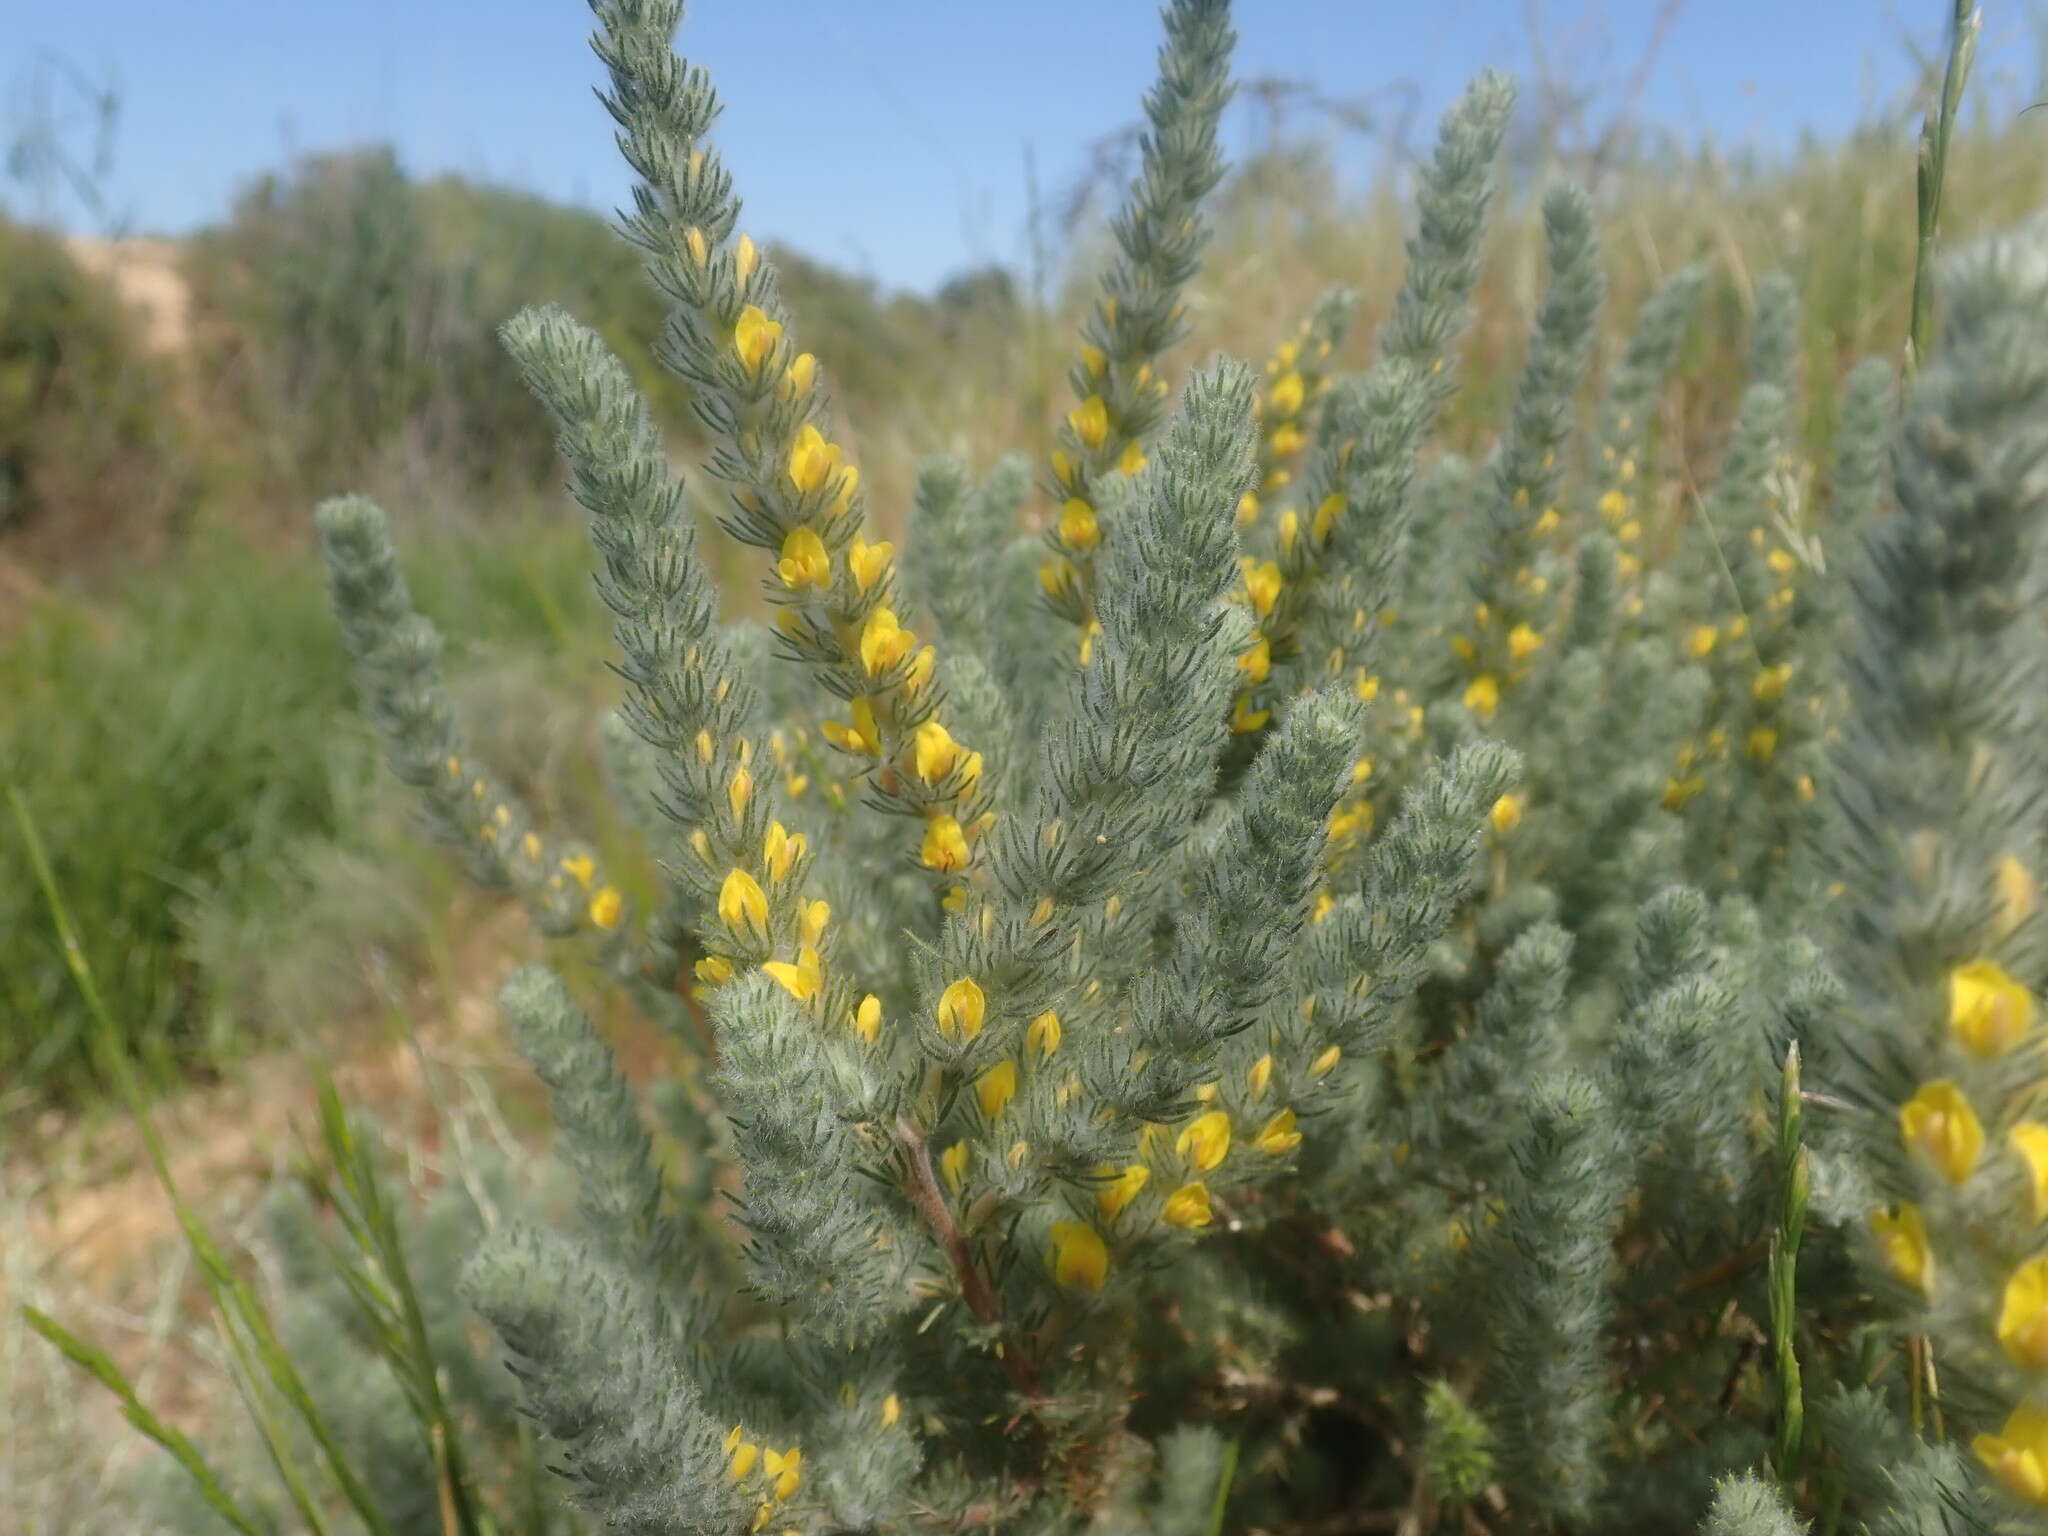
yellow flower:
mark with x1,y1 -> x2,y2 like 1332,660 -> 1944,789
684,226 -> 709,266
561,852 -> 597,889
1310,1045 -> 1341,1080
1312,890 -> 1335,924
1950,958 -> 2036,1057
848,537 -> 892,592
2015,1124 -> 2048,1220
973,1059 -> 1019,1120
1236,491 -> 1260,526
1532,506 -> 1561,536
1268,424 -> 1305,459
1118,439 -> 1147,476
588,886 -> 625,930
733,232 -> 759,284
1243,561 -> 1283,618
1464,674 -> 1501,720
1870,1203 -> 1932,1292
851,993 -> 883,1045
1685,625 -> 1719,658
1507,623 -> 1544,663
860,607 -> 917,676
775,526 -> 830,590
728,765 -> 755,817
1237,636 -> 1272,684
1976,1405 -> 2048,1506
1313,493 -> 1343,544
729,1440 -> 760,1480
1056,497 -> 1100,551
1662,776 -> 1705,812
788,423 -> 843,496
1039,558 -> 1077,601
1049,1221 -> 1109,1290
1597,488 -> 1629,523
1069,394 -> 1110,451
1998,855 -> 2040,935
2000,1258 -> 2048,1369
1490,794 -> 1523,837
881,1393 -> 902,1428
1354,672 -> 1380,703
762,946 -> 823,1002
800,898 -> 830,946
718,869 -> 770,935
1026,1009 -> 1062,1060
940,1141 -> 969,1191
1176,1111 -> 1231,1171
1079,344 -> 1106,376
1899,1080 -> 1983,1183
1230,696 -> 1271,734
821,697 -> 881,756
782,351 -> 817,397
1753,662 -> 1794,705
1251,1108 -> 1302,1155
1161,1182 -> 1213,1229
762,1447 -> 801,1502
734,304 -> 783,370
763,821 -> 805,882
921,814 -> 970,872
695,954 -> 735,986
1097,1163 -> 1150,1220
1767,546 -> 1798,576
1268,371 -> 1306,419
937,976 -> 985,1042
1249,1053 -> 1273,1096
1745,727 -> 1778,765
913,719 -> 964,785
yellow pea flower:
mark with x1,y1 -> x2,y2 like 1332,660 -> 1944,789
762,946 -> 823,1002
1230,696 -> 1271,734
1314,493 -> 1343,544
1310,1045 -> 1341,1080
1069,395 -> 1110,451
1899,1080 -> 1983,1183
763,821 -> 805,882
762,1447 -> 801,1502
1238,636 -> 1272,684
1997,854 -> 2040,935
937,976 -> 985,1042
1950,958 -> 2036,1057
1249,1054 -> 1273,1096
588,887 -> 625,930
921,814 -> 970,873
1049,1220 -> 1109,1290
940,1141 -> 969,1192
787,423 -> 842,495
2000,1258 -> 2048,1369
782,351 -> 817,398
1507,623 -> 1544,663
1870,1203 -> 1932,1293
1753,662 -> 1794,705
1161,1182 -> 1213,1229
1243,561 -> 1283,618
1176,1111 -> 1231,1171
734,304 -> 782,371
1097,1163 -> 1150,1221
728,765 -> 755,817
1490,794 -> 1523,837
1119,439 -> 1147,476
1532,506 -> 1561,536
1597,488 -> 1629,522
561,852 -> 597,889
1269,424 -> 1305,459
733,232 -> 759,284
880,1394 -> 902,1428
854,993 -> 883,1045
975,1060 -> 1018,1120
1026,1009 -> 1062,1060
1252,1108 -> 1302,1155
800,898 -> 830,947
1267,371 -> 1305,418
848,537 -> 892,592
729,1440 -> 760,1480
821,697 -> 882,756
859,607 -> 916,676
1464,674 -> 1501,720
2014,1124 -> 2048,1220
1236,491 -> 1260,526
1746,727 -> 1778,765
695,954 -> 735,986
913,719 -> 963,785
1685,625 -> 1719,658
1976,1405 -> 2048,1506
775,526 -> 830,590
718,868 -> 769,935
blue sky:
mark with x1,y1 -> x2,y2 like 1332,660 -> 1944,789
5,1 -> 2040,293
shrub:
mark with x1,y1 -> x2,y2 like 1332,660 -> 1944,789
43,0 -> 2048,1530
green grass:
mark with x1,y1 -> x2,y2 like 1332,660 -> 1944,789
0,517 -> 608,1111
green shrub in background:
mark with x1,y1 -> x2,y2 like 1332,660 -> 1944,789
34,0 -> 2048,1530
0,214 -> 192,561
0,520 -> 610,1105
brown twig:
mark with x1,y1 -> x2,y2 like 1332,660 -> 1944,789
897,1116 -> 1039,1397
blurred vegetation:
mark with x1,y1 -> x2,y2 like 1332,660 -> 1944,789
0,215 -> 195,565
1,72 -> 2045,1109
